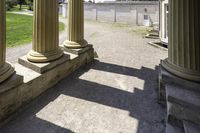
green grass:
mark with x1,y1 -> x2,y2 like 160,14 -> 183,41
6,13 -> 65,47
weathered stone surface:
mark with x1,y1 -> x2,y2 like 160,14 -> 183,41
158,64 -> 200,104
0,87 -> 19,126
0,74 -> 23,94
0,48 -> 94,126
0,21 -> 167,132
166,123 -> 184,133
183,121 -> 200,133
61,44 -> 93,55
18,54 -> 70,74
166,84 -> 200,125
167,84 -> 200,110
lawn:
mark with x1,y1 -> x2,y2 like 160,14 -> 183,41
6,13 -> 65,47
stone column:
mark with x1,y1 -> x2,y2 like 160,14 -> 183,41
0,0 -> 14,83
63,0 -> 88,49
27,0 -> 63,63
162,0 -> 200,82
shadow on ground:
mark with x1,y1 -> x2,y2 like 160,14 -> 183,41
0,60 -> 165,133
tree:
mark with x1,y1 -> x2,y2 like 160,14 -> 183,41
17,0 -> 26,10
6,0 -> 17,10
25,0 -> 33,10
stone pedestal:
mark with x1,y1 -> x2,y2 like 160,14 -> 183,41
63,0 -> 88,49
159,1 -> 200,132
61,44 -> 93,55
19,53 -> 70,74
0,0 -> 14,83
159,63 -> 200,104
161,0 -> 200,82
27,0 -> 63,63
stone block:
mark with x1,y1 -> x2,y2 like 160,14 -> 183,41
0,86 -> 20,123
0,47 -> 94,126
166,84 -> 200,125
158,62 -> 200,104
166,123 -> 184,133
183,121 -> 200,133
60,44 -> 93,55
158,64 -> 167,105
18,53 -> 70,74
0,74 -> 23,94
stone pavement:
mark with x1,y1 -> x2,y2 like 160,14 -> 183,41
2,21 -> 168,133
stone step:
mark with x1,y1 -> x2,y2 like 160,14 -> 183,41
183,121 -> 200,133
166,123 -> 185,133
166,84 -> 200,125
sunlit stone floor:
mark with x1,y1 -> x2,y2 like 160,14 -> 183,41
2,20 -> 167,133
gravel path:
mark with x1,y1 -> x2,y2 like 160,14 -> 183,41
2,20 -> 168,133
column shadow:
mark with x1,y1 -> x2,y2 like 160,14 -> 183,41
0,60 -> 166,133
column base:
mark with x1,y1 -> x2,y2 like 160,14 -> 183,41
158,61 -> 200,104
159,64 -> 200,130
0,63 -> 15,83
0,74 -> 23,94
27,48 -> 64,63
61,44 -> 93,55
161,59 -> 200,82
63,39 -> 88,49
19,53 -> 70,74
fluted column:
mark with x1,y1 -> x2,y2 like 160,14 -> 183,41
63,0 -> 88,49
0,0 -> 14,83
162,0 -> 200,81
27,0 -> 63,63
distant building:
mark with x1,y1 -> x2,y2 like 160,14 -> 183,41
159,0 -> 168,45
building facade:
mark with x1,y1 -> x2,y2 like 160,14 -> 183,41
159,0 -> 168,45
62,1 -> 159,26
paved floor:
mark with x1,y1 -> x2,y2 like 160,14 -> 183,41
2,20 -> 167,133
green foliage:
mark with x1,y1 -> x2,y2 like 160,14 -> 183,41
6,0 -> 33,11
6,13 -> 65,47
25,0 -> 33,10
6,0 -> 17,10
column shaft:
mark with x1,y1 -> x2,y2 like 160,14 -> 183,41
63,0 -> 88,49
0,0 -> 14,83
27,0 -> 63,63
162,0 -> 200,81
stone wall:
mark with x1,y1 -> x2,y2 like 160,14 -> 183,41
0,48 -> 94,126
61,1 -> 159,26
